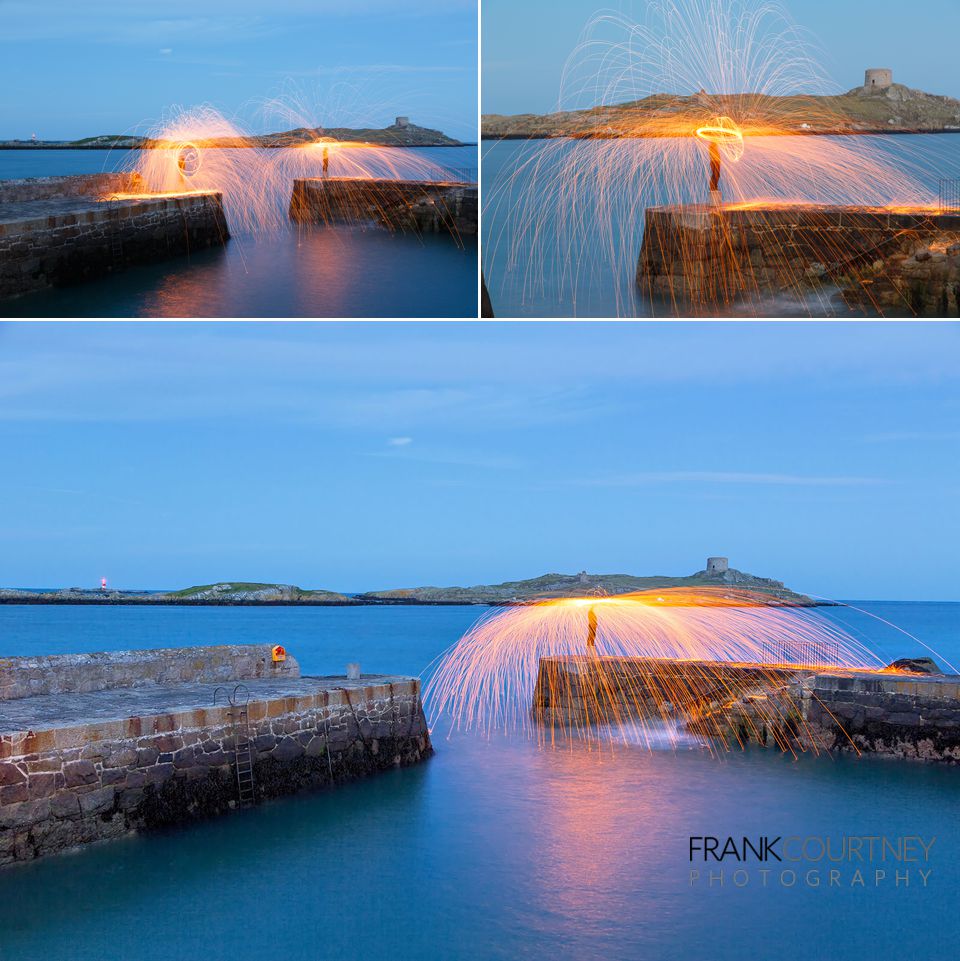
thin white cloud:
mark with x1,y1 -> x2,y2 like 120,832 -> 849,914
0,324 -> 952,436
0,12 -> 280,45
2,323 -> 955,401
0,1 -> 476,44
569,471 -> 887,488
863,430 -> 960,443
285,65 -> 468,77
388,437 -> 413,446
365,448 -> 522,471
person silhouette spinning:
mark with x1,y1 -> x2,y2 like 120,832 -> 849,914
709,141 -> 721,199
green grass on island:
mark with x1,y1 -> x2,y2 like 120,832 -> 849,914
481,83 -> 960,139
0,564 -> 816,605
165,582 -> 352,602
0,122 -> 464,151
357,565 -> 815,605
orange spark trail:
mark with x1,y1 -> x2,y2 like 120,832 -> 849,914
424,587 -> 907,756
101,102 -> 467,235
484,0 -> 940,316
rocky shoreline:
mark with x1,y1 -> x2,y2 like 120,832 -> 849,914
483,128 -> 960,141
0,596 -> 841,608
0,121 -> 466,151
482,82 -> 960,140
0,560 -> 835,607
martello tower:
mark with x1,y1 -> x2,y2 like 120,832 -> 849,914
864,68 -> 893,92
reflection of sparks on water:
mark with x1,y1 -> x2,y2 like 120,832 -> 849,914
530,745 -> 684,916
485,0 -> 938,316
424,587 -> 918,757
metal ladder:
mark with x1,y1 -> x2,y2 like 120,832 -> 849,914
214,684 -> 255,809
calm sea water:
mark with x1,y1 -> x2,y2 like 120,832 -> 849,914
482,133 -> 960,317
0,601 -> 958,960
0,147 -> 478,318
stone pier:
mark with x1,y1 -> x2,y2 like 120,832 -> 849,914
0,645 -> 431,867
289,177 -> 478,238
0,173 -> 229,300
746,670 -> 960,762
638,203 -> 960,316
533,655 -> 960,763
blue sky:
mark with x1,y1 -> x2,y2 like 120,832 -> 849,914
0,0 -> 477,141
0,322 -> 957,600
483,0 -> 960,114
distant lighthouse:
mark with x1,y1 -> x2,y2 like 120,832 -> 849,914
100,577 -> 107,591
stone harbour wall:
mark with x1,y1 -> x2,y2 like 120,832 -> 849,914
290,178 -> 478,238
0,173 -> 143,204
0,678 -> 430,866
796,673 -> 960,762
532,656 -> 797,728
0,185 -> 229,300
535,656 -> 960,763
0,645 -> 299,701
638,204 -> 960,316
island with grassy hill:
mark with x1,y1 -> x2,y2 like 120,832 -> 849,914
356,559 -> 818,606
0,558 -> 825,606
0,119 -> 466,150
0,582 -> 354,605
482,80 -> 960,140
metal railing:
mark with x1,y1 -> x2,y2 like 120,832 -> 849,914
759,638 -> 841,669
439,166 -> 478,184
938,178 -> 960,213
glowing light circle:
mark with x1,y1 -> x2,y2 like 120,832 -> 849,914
694,116 -> 745,162
176,143 -> 202,178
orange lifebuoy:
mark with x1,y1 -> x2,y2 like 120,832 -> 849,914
272,644 -> 287,662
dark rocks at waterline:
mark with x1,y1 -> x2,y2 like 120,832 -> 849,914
845,240 -> 960,317
885,657 -> 943,674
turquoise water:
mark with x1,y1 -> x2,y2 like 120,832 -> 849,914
0,147 -> 478,318
0,601 -> 958,960
482,133 -> 960,317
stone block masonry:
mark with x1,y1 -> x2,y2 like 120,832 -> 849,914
638,203 -> 960,316
0,644 -> 299,701
0,646 -> 431,867
534,656 -> 960,763
289,177 -> 478,239
0,173 -> 229,300
0,173 -> 141,205
797,672 -> 960,762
